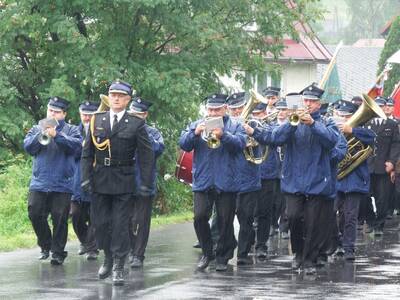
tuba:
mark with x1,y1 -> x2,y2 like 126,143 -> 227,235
241,89 -> 269,164
98,94 -> 110,112
337,94 -> 386,179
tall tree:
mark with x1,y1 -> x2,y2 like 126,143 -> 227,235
0,0 -> 321,163
342,0 -> 400,44
378,16 -> 400,96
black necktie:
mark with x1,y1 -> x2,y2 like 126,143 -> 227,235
112,114 -> 118,130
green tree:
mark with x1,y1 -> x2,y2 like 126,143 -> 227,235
0,0 -> 321,210
342,0 -> 400,44
378,16 -> 400,96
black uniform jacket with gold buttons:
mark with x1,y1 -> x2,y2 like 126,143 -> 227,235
81,111 -> 154,195
367,118 -> 400,175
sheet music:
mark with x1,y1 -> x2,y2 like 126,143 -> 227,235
204,116 -> 224,132
286,94 -> 304,110
38,118 -> 59,130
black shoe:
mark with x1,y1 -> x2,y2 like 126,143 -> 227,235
50,253 -> 66,265
112,258 -> 125,286
255,247 -> 268,259
98,256 -> 113,279
365,225 -> 374,233
193,241 -> 201,249
316,256 -> 327,268
38,250 -> 50,260
334,247 -> 345,258
237,256 -> 253,265
197,255 -> 214,270
78,244 -> 87,255
281,232 -> 290,240
304,267 -> 316,275
215,263 -> 228,272
344,251 -> 355,261
130,256 -> 143,268
86,251 -> 98,261
269,227 -> 276,237
292,255 -> 302,270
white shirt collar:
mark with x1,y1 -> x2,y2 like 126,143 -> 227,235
110,109 -> 126,121
109,109 -> 126,129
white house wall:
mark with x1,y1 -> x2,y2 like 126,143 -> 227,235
220,63 -> 318,96
281,63 -> 317,94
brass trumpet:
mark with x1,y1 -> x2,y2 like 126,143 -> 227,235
288,108 -> 309,126
201,117 -> 222,149
204,131 -> 221,149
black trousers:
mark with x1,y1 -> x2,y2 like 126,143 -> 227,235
270,179 -> 282,229
193,190 -> 236,264
70,201 -> 97,252
129,195 -> 153,260
28,191 -> 71,255
370,174 -> 391,230
236,191 -> 258,258
358,194 -> 375,226
286,193 -> 332,267
91,193 -> 133,258
255,179 -> 274,249
276,180 -> 289,233
335,192 -> 362,252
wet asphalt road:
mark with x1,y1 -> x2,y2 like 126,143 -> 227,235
0,218 -> 399,299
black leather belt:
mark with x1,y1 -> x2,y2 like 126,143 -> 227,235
96,157 -> 135,167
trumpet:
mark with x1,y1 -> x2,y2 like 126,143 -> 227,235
201,116 -> 222,149
37,118 -> 59,146
288,108 -> 309,126
203,131 -> 221,149
38,131 -> 52,146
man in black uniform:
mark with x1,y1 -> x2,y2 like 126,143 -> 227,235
367,96 -> 400,235
81,80 -> 154,285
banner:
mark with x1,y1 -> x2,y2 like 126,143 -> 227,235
321,64 -> 342,103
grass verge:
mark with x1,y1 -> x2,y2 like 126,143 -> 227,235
0,210 -> 193,252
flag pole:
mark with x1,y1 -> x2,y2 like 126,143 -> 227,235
319,40 -> 343,89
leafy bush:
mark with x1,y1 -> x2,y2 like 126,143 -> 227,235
0,156 -> 32,237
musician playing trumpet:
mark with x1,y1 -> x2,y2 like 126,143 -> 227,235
23,97 -> 81,265
179,94 -> 246,272
271,84 -> 340,275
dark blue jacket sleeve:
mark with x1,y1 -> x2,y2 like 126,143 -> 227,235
220,123 -> 246,153
310,118 -> 339,150
270,123 -> 297,145
54,125 -> 82,155
179,122 -> 199,152
23,126 -> 43,156
151,129 -> 165,158
352,127 -> 376,146
331,133 -> 347,164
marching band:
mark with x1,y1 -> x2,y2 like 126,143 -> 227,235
23,78 -> 400,285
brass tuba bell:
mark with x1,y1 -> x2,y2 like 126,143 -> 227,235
241,89 -> 269,164
98,94 -> 110,112
337,93 -> 386,179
